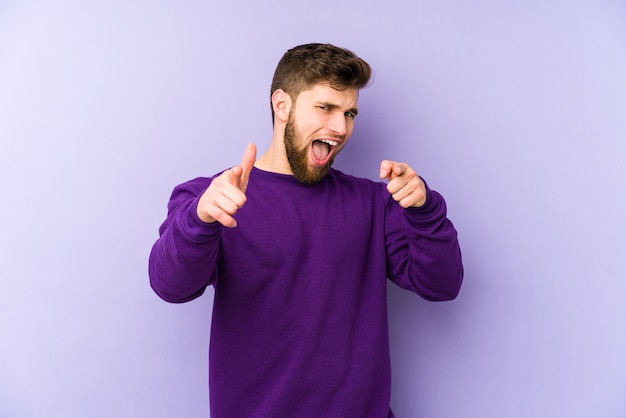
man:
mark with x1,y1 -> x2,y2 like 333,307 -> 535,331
149,43 -> 463,418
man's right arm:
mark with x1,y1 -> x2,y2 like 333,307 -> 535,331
149,143 -> 256,303
149,178 -> 223,303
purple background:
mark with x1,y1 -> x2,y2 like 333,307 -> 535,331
1,1 -> 625,417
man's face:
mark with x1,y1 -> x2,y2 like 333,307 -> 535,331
284,83 -> 359,185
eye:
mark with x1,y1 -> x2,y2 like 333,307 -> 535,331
344,111 -> 356,119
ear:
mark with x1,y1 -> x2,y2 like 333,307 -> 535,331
271,89 -> 292,123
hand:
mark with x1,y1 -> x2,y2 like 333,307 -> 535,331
379,160 -> 427,208
197,143 -> 257,227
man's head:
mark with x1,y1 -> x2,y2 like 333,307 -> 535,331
270,44 -> 372,184
270,43 -> 372,123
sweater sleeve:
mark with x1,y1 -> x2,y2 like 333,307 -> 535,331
384,181 -> 464,301
148,177 -> 223,303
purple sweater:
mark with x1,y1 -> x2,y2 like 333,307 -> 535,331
149,167 -> 463,417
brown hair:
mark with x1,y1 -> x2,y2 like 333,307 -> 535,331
270,43 -> 372,121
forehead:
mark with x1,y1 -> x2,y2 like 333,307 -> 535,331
297,83 -> 359,108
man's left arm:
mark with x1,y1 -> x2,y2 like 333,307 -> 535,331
381,160 -> 464,301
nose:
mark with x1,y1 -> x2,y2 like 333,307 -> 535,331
328,112 -> 348,137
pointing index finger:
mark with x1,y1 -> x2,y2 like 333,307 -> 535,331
380,160 -> 406,180
379,160 -> 393,179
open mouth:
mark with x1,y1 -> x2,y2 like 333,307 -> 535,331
311,139 -> 339,165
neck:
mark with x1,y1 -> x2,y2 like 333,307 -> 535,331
255,130 -> 292,175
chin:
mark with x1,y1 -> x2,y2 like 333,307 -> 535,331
291,160 -> 332,185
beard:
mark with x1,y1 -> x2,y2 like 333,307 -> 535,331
284,111 -> 336,185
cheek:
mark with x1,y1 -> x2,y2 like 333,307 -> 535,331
294,116 -> 318,138
346,122 -> 355,138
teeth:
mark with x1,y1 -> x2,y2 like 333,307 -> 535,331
320,139 -> 339,147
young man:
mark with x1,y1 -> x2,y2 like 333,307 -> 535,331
149,43 -> 463,418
